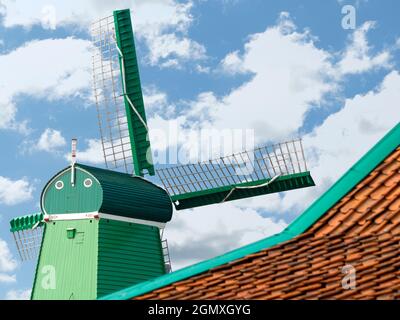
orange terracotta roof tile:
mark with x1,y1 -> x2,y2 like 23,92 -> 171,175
134,147 -> 400,300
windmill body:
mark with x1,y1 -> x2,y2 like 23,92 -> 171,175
32,164 -> 171,299
9,9 -> 315,300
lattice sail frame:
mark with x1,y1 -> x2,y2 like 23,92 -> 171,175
90,9 -> 314,210
157,139 -> 315,210
91,15 -> 133,173
91,10 -> 154,177
10,213 -> 44,261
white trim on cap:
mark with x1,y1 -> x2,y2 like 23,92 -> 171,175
44,212 -> 99,221
43,212 -> 165,229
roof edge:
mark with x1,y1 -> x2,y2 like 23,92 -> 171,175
287,122 -> 400,235
100,122 -> 400,300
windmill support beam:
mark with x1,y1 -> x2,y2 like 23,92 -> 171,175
113,9 -> 155,176
171,172 -> 315,210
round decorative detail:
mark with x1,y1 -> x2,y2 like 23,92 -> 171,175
55,180 -> 64,190
84,178 -> 93,188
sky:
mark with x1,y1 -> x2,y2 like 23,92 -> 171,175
0,0 -> 399,300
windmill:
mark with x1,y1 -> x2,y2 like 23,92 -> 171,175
9,9 -> 315,300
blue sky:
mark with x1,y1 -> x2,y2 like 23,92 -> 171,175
0,0 -> 399,299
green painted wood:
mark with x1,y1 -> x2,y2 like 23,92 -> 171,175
42,168 -> 102,215
10,212 -> 43,232
31,219 -> 98,300
79,164 -> 172,222
30,218 -> 168,299
99,244 -> 163,255
113,9 -> 154,177
31,160 -> 174,300
97,219 -> 165,297
172,172 -> 315,210
41,164 -> 173,223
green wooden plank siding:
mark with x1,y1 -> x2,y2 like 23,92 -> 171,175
79,164 -> 172,222
31,218 -> 167,299
113,9 -> 154,177
32,219 -> 98,300
97,219 -> 165,297
42,168 -> 102,214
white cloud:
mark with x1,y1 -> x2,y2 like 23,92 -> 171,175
338,22 -> 391,75
144,86 -> 168,110
0,0 -> 205,68
36,128 -> 66,152
133,1 -> 207,67
144,86 -> 176,117
195,64 -> 210,74
149,14 -> 397,158
0,37 -> 92,131
0,0 -> 188,30
210,14 -> 335,141
145,33 -> 206,67
0,239 -> 17,284
0,273 -> 16,283
0,240 -> 17,272
5,289 -> 31,300
160,59 -> 181,69
0,37 -> 91,97
40,5 -> 57,30
219,50 -> 247,75
0,176 -> 33,205
20,128 -> 66,155
65,139 -> 104,165
150,13 -> 337,150
165,203 -> 287,269
243,70 -> 400,214
0,96 -> 17,130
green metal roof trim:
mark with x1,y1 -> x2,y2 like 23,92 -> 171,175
100,123 -> 400,300
10,212 -> 44,232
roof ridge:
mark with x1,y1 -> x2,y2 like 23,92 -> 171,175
100,122 -> 400,300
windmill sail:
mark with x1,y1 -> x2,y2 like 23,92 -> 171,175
91,9 -> 154,177
90,9 -> 315,210
157,139 -> 315,210
9,213 -> 44,261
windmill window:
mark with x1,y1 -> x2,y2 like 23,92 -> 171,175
83,178 -> 93,188
55,180 -> 64,190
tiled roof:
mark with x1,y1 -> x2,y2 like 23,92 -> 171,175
135,147 -> 400,300
100,123 -> 400,300
137,233 -> 399,300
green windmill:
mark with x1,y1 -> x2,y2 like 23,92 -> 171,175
9,9 -> 315,300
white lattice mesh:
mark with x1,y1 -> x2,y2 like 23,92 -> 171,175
157,139 -> 308,196
12,226 -> 44,261
91,15 -> 133,174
